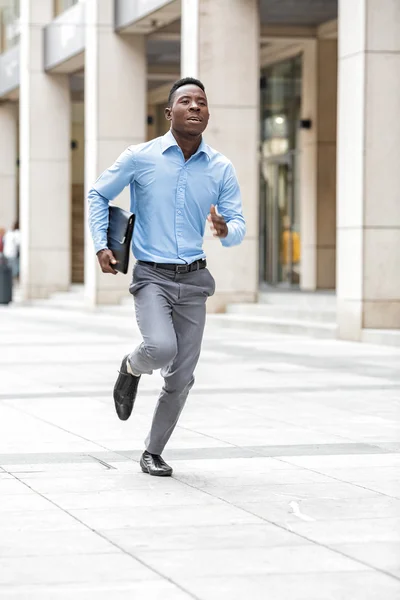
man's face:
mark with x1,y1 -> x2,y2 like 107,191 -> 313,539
165,84 -> 210,136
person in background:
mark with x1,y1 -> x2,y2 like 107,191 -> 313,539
0,228 -> 5,254
3,221 -> 20,279
281,215 -> 300,284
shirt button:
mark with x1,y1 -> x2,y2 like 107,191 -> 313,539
177,210 -> 182,215
179,187 -> 184,192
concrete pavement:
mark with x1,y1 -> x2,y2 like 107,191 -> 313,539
1,300 -> 400,599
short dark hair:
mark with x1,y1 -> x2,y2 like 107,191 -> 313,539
167,77 -> 206,106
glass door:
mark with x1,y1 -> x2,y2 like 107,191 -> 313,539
259,55 -> 302,287
260,154 -> 300,286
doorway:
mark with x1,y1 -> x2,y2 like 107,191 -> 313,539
260,153 -> 300,286
259,55 -> 302,288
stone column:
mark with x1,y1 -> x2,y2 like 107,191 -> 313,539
181,0 -> 259,312
300,39 -> 337,291
181,0 -> 199,76
19,0 -> 71,299
0,102 -> 17,231
84,0 -> 146,306
337,0 -> 400,339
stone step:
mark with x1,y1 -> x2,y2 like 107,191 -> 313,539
207,313 -> 338,339
27,285 -> 86,311
258,290 -> 336,309
361,329 -> 400,348
227,302 -> 336,324
29,299 -> 86,311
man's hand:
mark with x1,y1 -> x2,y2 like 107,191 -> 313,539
207,205 -> 228,239
97,249 -> 118,274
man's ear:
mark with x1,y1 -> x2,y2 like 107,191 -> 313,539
165,107 -> 172,121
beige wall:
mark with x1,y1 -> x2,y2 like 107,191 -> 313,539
147,102 -> 170,141
71,102 -> 84,185
0,102 -> 17,231
300,39 -> 337,291
71,102 -> 85,283
317,39 -> 337,290
71,122 -> 84,185
147,103 -> 157,141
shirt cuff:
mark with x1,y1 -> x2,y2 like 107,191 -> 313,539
94,241 -> 108,254
220,221 -> 235,247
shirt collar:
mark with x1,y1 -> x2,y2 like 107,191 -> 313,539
161,129 -> 211,160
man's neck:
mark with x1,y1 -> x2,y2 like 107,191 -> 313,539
170,128 -> 202,161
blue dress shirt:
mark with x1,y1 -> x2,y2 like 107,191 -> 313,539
88,130 -> 246,264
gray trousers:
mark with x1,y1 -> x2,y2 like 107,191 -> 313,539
128,262 -> 215,455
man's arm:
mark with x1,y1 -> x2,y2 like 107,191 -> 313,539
88,147 -> 136,271
210,163 -> 246,246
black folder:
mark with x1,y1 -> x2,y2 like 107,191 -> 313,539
107,205 -> 135,274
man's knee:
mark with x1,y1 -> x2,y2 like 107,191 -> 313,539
165,374 -> 195,395
144,339 -> 177,369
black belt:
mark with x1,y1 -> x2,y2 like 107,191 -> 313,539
138,259 -> 206,274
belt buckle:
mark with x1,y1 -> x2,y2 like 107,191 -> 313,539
176,264 -> 189,274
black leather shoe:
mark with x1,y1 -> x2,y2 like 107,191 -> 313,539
140,451 -> 173,477
113,354 -> 140,421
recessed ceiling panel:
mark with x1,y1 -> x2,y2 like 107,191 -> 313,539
147,38 -> 180,65
260,0 -> 337,26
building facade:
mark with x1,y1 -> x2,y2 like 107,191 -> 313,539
0,0 -> 399,341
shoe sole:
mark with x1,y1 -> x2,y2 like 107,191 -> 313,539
140,458 -> 173,477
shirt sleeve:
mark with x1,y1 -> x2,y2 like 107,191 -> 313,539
88,146 -> 135,254
216,163 -> 246,247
